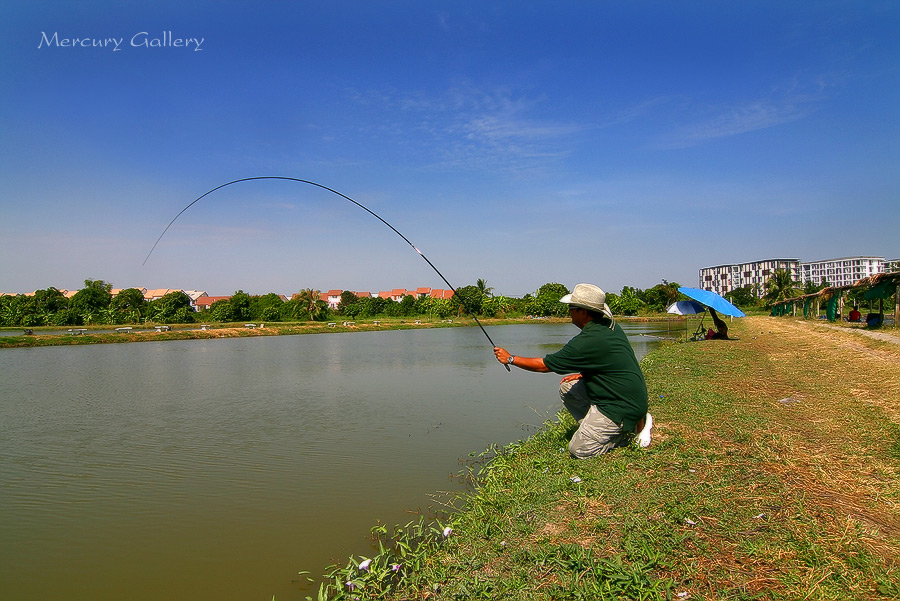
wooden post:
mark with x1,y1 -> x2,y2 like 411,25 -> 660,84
895,284 -> 900,329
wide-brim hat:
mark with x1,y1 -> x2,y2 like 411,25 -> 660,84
559,283 -> 614,320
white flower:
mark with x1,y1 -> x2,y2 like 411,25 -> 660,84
442,526 -> 453,537
390,563 -> 401,572
570,476 -> 582,483
358,558 -> 372,571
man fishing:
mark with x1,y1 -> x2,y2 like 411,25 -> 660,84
493,283 -> 652,458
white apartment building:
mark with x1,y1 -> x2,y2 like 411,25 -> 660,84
699,256 -> 893,297
798,256 -> 885,288
699,259 -> 799,297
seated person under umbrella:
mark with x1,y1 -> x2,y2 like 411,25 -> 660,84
705,308 -> 729,340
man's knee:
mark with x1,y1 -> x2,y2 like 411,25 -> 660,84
569,437 -> 601,459
568,436 -> 618,459
568,408 -> 625,458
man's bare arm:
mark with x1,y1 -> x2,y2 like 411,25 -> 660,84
493,347 -> 551,372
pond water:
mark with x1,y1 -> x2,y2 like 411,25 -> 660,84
0,322 -> 667,601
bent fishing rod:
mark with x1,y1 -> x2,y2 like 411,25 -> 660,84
143,176 -> 509,371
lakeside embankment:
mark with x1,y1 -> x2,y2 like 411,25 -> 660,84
312,316 -> 900,600
0,315 -> 681,348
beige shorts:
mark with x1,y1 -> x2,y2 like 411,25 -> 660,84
559,378 -> 627,458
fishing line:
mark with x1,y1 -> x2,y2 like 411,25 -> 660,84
143,176 -> 509,370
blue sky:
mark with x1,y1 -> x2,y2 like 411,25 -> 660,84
2,1 -> 898,298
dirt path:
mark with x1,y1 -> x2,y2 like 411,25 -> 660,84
726,317 -> 900,563
812,321 -> 900,346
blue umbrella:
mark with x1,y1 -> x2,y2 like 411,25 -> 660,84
678,287 -> 746,317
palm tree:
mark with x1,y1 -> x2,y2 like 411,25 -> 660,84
294,288 -> 326,321
475,278 -> 494,298
764,269 -> 801,304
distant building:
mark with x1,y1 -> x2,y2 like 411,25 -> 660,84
144,288 -> 176,301
194,296 -> 231,311
798,256 -> 885,288
698,259 -> 800,297
699,256 -> 892,298
379,289 -> 409,302
111,287 -> 147,297
307,288 -> 452,305
323,290 -> 343,309
182,290 -> 209,311
429,289 -> 455,300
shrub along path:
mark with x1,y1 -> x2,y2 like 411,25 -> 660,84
318,316 -> 900,600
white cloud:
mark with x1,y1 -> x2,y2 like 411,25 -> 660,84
654,78 -> 826,149
346,82 -> 583,174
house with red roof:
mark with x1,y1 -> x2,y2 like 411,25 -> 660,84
194,296 -> 231,311
144,288 -> 175,301
429,289 -> 455,300
111,287 -> 147,297
321,290 -> 343,309
387,289 -> 409,301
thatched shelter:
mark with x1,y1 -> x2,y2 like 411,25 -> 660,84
770,272 -> 900,327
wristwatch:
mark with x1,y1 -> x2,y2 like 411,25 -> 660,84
506,355 -> 515,365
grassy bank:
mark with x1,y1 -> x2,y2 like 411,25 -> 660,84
313,316 -> 900,600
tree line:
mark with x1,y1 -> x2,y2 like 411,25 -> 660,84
1,272 -> 809,328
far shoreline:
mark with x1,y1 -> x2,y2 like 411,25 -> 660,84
0,315 -> 683,349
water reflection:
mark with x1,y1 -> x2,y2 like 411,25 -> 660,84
0,322 -> 666,601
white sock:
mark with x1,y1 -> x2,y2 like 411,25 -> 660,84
636,413 -> 653,448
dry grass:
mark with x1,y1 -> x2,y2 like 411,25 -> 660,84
732,319 -> 900,544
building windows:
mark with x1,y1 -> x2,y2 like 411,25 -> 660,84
699,256 -> 886,298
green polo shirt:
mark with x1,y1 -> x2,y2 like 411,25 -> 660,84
543,319 -> 648,430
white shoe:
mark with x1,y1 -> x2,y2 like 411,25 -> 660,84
636,413 -> 653,448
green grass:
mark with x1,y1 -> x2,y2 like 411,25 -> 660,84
306,317 -> 900,600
